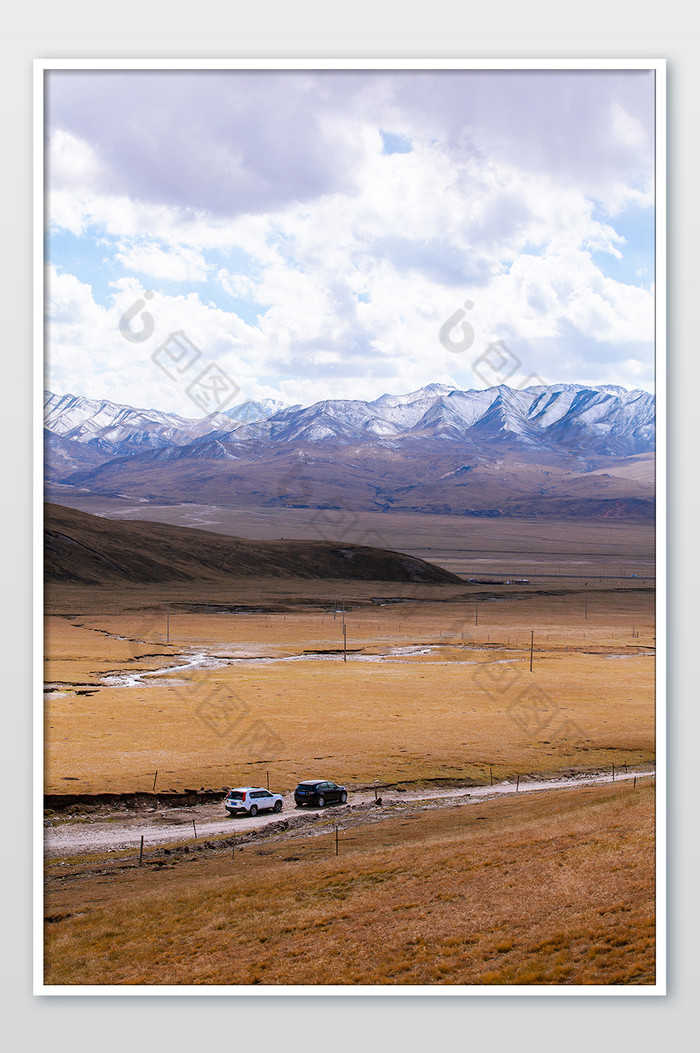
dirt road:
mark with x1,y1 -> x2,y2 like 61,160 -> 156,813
44,769 -> 655,859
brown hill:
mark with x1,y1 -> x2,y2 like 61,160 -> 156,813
44,504 -> 463,586
60,442 -> 655,520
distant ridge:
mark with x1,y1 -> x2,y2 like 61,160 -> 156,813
44,504 -> 463,586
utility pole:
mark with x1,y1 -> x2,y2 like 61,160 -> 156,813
585,591 -> 588,621
475,598 -> 479,626
529,630 -> 534,672
166,603 -> 170,644
206,589 -> 209,614
342,602 -> 347,663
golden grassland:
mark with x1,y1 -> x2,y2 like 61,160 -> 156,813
44,584 -> 655,793
44,780 -> 655,986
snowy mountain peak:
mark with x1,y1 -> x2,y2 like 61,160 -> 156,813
223,398 -> 293,423
43,390 -> 240,458
372,383 -> 458,408
44,382 -> 655,482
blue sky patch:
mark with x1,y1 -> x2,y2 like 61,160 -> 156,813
380,131 -> 412,155
591,202 -> 655,288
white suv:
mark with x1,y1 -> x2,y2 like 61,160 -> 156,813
224,787 -> 283,817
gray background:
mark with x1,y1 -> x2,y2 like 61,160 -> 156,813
2,4 -> 694,1049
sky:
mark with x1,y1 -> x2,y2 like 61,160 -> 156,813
45,68 -> 656,417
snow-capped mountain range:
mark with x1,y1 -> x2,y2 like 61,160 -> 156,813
219,382 -> 654,453
45,382 -> 654,465
44,391 -> 256,457
44,383 -> 655,518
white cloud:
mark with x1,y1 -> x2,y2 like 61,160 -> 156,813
610,100 -> 650,152
45,70 -> 656,408
115,242 -> 209,283
48,130 -> 105,194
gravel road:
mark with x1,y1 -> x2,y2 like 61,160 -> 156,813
44,769 -> 655,859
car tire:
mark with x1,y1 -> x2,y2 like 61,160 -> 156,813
249,804 -> 258,817
340,792 -> 347,804
317,796 -> 325,807
273,800 -> 283,813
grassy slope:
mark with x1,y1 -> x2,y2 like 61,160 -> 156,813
45,503 -> 462,585
44,780 -> 655,986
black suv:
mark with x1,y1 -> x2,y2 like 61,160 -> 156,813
294,779 -> 348,808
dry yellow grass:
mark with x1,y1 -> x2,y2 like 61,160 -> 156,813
44,586 -> 655,793
43,520 -> 656,989
44,780 -> 655,986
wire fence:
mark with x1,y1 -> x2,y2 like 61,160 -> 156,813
126,772 -> 656,870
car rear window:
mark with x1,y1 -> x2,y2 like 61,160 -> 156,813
228,791 -> 245,800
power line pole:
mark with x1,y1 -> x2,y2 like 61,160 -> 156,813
475,598 -> 479,626
342,601 -> 347,663
529,630 -> 534,672
585,590 -> 588,621
166,602 -> 170,644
